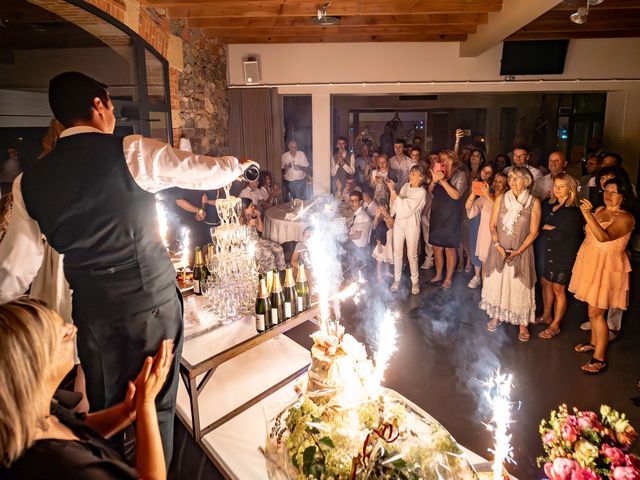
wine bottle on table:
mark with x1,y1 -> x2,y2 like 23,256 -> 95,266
192,246 -> 208,295
255,273 -> 271,333
295,262 -> 310,312
283,264 -> 298,320
269,268 -> 285,326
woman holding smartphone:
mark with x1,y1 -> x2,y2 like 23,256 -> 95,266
428,150 -> 468,290
465,165 -> 499,288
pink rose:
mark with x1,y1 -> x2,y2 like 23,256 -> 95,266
562,424 -> 579,443
545,458 -> 581,480
567,415 -> 579,427
626,455 -> 640,469
544,431 -> 557,445
576,469 -> 601,480
612,466 -> 640,480
602,444 -> 626,467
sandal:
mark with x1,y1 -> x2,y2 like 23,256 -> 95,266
465,264 -> 472,273
518,330 -> 531,342
581,357 -> 607,374
440,280 -> 452,291
574,342 -> 595,353
535,315 -> 552,325
539,328 -> 560,339
486,319 -> 499,332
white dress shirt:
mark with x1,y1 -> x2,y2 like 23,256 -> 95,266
330,150 -> 356,178
389,154 -> 417,188
281,151 -> 309,182
0,126 -> 245,302
239,186 -> 268,207
348,206 -> 372,248
363,199 -> 378,219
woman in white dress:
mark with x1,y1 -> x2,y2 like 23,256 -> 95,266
387,164 -> 427,295
480,167 -> 541,342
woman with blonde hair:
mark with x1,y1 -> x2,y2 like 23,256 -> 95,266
428,149 -> 468,290
537,174 -> 584,339
0,299 -> 171,479
481,167 -> 541,342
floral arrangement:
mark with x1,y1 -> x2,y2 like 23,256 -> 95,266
538,404 -> 640,480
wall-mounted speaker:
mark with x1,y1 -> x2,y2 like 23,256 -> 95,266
243,60 -> 260,85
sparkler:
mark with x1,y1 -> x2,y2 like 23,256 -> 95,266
180,227 -> 191,269
155,194 -> 169,249
291,198 -> 319,221
484,370 -> 514,480
371,310 -> 398,396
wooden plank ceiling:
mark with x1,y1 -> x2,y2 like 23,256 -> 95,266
143,0 -> 640,43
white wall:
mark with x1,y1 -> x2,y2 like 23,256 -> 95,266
228,38 -> 640,191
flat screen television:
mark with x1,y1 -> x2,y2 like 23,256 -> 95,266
500,40 -> 569,75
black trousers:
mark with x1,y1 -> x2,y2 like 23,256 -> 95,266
73,288 -> 184,467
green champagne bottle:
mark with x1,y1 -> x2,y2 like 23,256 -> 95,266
255,273 -> 271,333
295,262 -> 310,312
283,264 -> 298,319
192,246 -> 209,295
269,268 -> 285,326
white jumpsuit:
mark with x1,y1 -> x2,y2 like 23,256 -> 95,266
391,183 -> 427,284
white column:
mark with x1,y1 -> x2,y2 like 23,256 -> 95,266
312,92 -> 331,195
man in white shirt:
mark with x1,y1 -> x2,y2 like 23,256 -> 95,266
281,140 -> 310,200
330,136 -> 355,192
346,190 -> 372,278
361,187 -> 378,219
503,146 -> 542,181
0,72 -> 256,465
532,151 -> 567,200
389,139 -> 416,189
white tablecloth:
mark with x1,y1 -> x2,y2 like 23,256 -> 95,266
263,201 -> 350,244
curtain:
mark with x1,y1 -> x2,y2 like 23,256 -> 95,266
228,88 -> 284,187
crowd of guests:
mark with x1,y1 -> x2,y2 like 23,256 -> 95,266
326,131 -> 637,376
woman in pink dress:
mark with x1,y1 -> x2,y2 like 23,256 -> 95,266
569,177 -> 635,374
465,170 -> 508,288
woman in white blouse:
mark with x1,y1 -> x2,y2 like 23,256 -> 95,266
387,164 -> 428,295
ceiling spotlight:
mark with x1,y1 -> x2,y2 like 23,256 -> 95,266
588,0 -> 604,5
570,6 -> 589,24
312,3 -> 340,26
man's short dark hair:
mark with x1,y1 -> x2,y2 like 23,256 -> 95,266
513,145 -> 529,153
361,186 -> 374,199
394,139 -> 406,146
337,136 -> 347,143
410,147 -> 422,155
603,152 -> 623,167
49,72 -> 110,128
350,190 -> 363,202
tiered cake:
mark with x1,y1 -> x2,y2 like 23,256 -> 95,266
265,327 -> 479,480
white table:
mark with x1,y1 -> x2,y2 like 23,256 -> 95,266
263,201 -> 350,244
177,297 -> 517,479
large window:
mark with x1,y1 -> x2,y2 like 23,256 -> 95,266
0,0 -> 171,182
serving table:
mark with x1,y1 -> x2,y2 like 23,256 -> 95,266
263,201 -> 350,244
176,294 -> 517,479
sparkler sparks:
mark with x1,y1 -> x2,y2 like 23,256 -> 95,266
155,195 -> 169,249
180,227 -> 191,269
371,310 -> 399,395
484,370 -> 514,480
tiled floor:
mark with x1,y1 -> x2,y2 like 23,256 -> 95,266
171,257 -> 640,480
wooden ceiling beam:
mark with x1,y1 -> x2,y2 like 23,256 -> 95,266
551,0 -> 640,10
186,13 -> 489,29
163,1 -> 502,18
509,29 -> 640,40
520,19 -> 640,33
212,33 -> 468,43
201,24 -> 478,37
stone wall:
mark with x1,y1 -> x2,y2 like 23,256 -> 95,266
29,0 -> 229,155
172,28 -> 229,156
